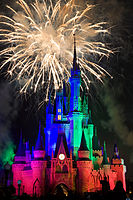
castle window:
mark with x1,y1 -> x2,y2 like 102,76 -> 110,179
58,109 -> 61,112
58,115 -> 61,120
62,165 -> 68,173
56,165 -> 61,173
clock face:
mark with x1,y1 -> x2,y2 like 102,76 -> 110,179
59,153 -> 65,160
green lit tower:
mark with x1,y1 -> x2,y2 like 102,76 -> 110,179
87,110 -> 94,160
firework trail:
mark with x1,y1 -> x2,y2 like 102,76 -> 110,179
0,0 -> 112,101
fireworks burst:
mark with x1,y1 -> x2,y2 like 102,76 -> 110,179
0,0 -> 112,101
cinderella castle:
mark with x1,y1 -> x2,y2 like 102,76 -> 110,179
12,38 -> 126,196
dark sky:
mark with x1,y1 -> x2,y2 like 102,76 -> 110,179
0,0 -> 133,181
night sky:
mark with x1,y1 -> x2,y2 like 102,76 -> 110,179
0,0 -> 133,182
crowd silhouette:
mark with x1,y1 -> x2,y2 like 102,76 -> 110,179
0,180 -> 132,200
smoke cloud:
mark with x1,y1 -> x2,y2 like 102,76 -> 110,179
101,83 -> 133,147
0,82 -> 18,166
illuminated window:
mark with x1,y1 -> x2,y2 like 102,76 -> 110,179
58,115 -> 61,120
58,109 -> 61,112
56,165 -> 61,173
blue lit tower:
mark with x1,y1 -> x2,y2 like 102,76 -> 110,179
69,34 -> 83,156
45,95 -> 54,155
69,34 -> 81,112
55,87 -> 63,121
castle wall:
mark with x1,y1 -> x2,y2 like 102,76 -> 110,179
77,160 -> 93,193
22,169 -> 33,195
31,160 -> 47,196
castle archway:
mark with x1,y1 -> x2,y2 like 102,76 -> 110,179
33,178 -> 40,197
54,183 -> 70,197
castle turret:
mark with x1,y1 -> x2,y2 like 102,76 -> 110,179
12,133 -> 26,195
25,141 -> 31,163
31,124 -> 47,196
33,124 -> 45,159
111,144 -> 126,191
112,144 -> 120,159
93,128 -> 102,170
15,132 -> 25,158
93,128 -> 101,151
77,131 -> 93,193
87,110 -> 94,160
102,141 -> 109,166
102,141 -> 111,182
45,96 -> 54,156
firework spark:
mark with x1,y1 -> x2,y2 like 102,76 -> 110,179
0,0 -> 112,100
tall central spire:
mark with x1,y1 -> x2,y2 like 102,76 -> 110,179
73,33 -> 77,66
72,34 -> 80,72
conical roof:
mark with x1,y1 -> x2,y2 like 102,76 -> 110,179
102,141 -> 109,165
47,94 -> 54,114
16,132 -> 25,156
26,141 -> 30,151
79,131 -> 89,151
93,128 -> 101,150
113,144 -> 120,159
71,34 -> 80,76
35,123 -> 45,150
54,132 -> 69,158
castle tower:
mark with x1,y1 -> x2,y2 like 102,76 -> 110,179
31,125 -> 47,196
87,110 -> 94,160
93,128 -> 102,170
45,96 -> 54,155
25,141 -> 31,163
22,141 -> 32,195
69,34 -> 81,112
102,142 -> 111,190
12,133 -> 26,195
111,144 -> 126,191
93,128 -> 101,152
55,87 -> 64,121
102,142 -> 109,165
69,35 -> 83,156
77,131 -> 93,193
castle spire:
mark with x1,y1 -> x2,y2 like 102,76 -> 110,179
72,34 -> 80,74
54,132 -> 69,158
16,131 -> 25,156
35,122 -> 44,150
88,110 -> 93,124
26,141 -> 30,151
102,141 -> 109,165
47,94 -> 53,114
78,130 -> 90,160
93,127 -> 101,150
113,144 -> 120,159
79,131 -> 89,151
73,33 -> 77,67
